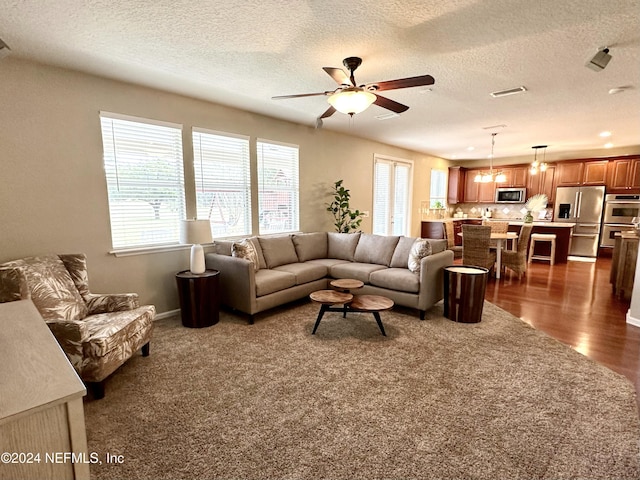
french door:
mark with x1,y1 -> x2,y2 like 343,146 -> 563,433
373,155 -> 413,236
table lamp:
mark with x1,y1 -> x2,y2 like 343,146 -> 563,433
180,219 -> 213,274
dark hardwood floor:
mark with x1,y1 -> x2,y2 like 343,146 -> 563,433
480,256 -> 640,409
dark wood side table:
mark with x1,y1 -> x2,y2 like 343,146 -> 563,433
176,269 -> 220,328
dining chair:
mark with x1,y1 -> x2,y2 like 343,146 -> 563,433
443,220 -> 463,259
462,225 -> 496,273
484,220 -> 510,250
501,224 -> 533,278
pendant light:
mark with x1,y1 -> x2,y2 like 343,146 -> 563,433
474,132 -> 506,183
530,145 -> 548,175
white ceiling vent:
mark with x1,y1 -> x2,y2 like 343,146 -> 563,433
375,112 -> 400,121
490,86 -> 527,98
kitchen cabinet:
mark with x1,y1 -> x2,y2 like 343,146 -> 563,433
499,166 -> 528,187
463,170 -> 495,203
447,166 -> 466,204
421,221 -> 445,239
556,160 -> 607,186
606,157 -> 640,192
527,164 -> 556,203
463,169 -> 480,203
610,232 -> 638,300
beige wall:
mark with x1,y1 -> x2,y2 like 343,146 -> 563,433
0,58 -> 447,314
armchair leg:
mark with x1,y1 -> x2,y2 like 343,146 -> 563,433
87,381 -> 105,400
141,342 -> 150,357
419,310 -> 426,320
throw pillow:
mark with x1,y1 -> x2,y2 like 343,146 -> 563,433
232,239 -> 259,271
408,239 -> 432,274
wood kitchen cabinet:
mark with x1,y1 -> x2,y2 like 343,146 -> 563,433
447,166 -> 466,204
606,157 -> 640,192
463,170 -> 495,203
527,164 -> 556,203
463,169 -> 480,203
556,160 -> 607,186
499,166 -> 528,187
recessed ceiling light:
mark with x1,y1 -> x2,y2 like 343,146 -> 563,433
604,142 -> 614,148
467,146 -> 475,151
599,131 -> 612,137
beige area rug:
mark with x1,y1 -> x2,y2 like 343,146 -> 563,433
84,300 -> 640,480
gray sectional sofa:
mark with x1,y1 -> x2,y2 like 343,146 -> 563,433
205,232 -> 453,323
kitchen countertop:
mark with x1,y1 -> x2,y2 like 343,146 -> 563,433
423,218 -> 574,227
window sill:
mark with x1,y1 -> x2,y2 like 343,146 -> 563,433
110,243 -> 210,257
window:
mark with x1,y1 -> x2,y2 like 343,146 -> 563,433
257,140 -> 300,234
373,156 -> 412,236
100,113 -> 186,250
192,129 -> 251,238
430,169 -> 447,208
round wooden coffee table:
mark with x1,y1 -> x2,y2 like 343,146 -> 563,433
330,278 -> 364,317
309,290 -> 392,336
330,278 -> 364,292
349,295 -> 393,336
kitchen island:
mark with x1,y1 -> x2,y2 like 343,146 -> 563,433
421,219 -> 574,264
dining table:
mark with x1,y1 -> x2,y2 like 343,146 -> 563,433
458,231 -> 519,279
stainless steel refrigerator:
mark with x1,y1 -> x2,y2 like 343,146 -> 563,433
553,185 -> 605,257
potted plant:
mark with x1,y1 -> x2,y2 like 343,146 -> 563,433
524,194 -> 548,223
326,180 -> 363,233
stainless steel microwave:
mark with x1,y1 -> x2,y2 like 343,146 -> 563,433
495,188 -> 526,203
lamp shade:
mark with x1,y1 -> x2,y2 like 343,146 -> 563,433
180,220 -> 212,275
328,88 -> 376,115
180,219 -> 212,245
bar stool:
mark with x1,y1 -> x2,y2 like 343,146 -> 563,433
528,233 -> 557,265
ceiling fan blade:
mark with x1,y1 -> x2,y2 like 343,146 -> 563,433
323,67 -> 351,86
272,91 -> 332,100
373,94 -> 410,113
319,106 -> 336,119
368,74 -> 435,92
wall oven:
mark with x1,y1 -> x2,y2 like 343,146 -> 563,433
601,194 -> 640,248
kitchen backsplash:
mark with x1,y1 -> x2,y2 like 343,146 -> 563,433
422,203 -> 553,221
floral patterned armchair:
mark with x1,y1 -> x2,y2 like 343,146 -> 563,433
0,254 -> 155,399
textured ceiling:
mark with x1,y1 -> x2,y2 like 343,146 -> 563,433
1,0 -> 639,160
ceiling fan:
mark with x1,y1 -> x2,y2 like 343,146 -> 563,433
272,56 -> 435,120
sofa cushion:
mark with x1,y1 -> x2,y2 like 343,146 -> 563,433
427,239 -> 447,254
408,239 -> 432,273
390,236 -> 417,268
213,240 -> 233,256
1,255 -> 88,321
258,236 -> 299,269
305,258 -> 351,268
232,239 -> 259,271
292,232 -> 328,262
354,234 -> 400,266
329,262 -> 387,284
248,237 -> 268,269
369,268 -> 420,293
254,269 -> 297,297
273,263 -> 328,285
327,232 -> 361,261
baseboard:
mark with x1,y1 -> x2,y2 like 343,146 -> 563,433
626,310 -> 640,328
155,309 -> 180,320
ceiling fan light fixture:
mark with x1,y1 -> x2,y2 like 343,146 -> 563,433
328,87 -> 376,116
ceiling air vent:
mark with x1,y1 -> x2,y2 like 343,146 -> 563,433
375,112 -> 400,121
490,86 -> 527,98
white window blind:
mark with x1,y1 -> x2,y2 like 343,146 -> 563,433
373,156 -> 412,236
430,169 -> 447,208
100,113 -> 186,250
257,140 -> 300,234
192,129 -> 251,238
